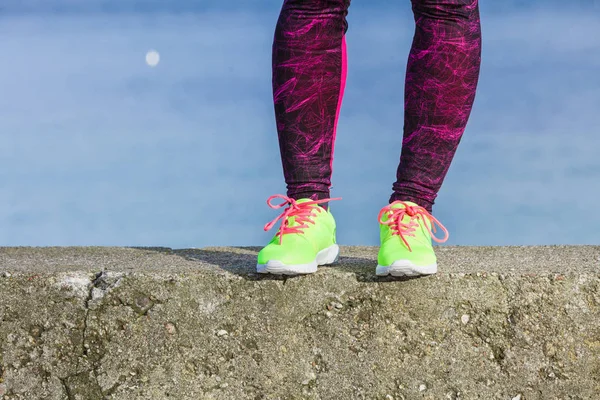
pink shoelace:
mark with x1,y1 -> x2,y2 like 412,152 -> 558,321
263,195 -> 342,244
378,201 -> 449,251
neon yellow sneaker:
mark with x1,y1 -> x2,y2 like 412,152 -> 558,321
257,195 -> 341,275
376,201 -> 449,277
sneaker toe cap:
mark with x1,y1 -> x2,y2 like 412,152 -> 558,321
257,243 -> 315,265
378,243 -> 436,267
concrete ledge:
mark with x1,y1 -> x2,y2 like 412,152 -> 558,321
0,246 -> 599,399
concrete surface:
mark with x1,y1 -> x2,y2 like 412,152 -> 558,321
0,245 -> 599,400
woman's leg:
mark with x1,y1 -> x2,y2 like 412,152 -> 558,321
390,0 -> 482,212
272,0 -> 350,204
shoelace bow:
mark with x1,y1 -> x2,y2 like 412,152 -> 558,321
263,195 -> 341,244
378,201 -> 449,251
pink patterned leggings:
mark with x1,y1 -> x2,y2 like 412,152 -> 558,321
272,0 -> 481,212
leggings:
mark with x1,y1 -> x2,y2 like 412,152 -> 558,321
272,0 -> 481,212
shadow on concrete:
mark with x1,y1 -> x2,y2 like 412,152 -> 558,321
129,247 -> 423,284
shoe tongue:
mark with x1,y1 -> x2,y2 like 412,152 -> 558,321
295,198 -> 315,205
295,197 -> 330,212
391,201 -> 419,209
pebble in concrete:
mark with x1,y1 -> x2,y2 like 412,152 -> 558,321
165,322 -> 176,335
302,372 -> 316,386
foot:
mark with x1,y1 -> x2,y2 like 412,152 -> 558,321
376,201 -> 449,277
257,195 -> 341,275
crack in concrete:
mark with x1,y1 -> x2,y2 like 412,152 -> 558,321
59,377 -> 74,400
75,271 -> 104,373
75,271 -> 121,398
60,370 -> 105,400
91,367 -> 104,399
81,274 -> 97,359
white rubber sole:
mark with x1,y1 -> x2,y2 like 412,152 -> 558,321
256,244 -> 340,275
376,260 -> 437,277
